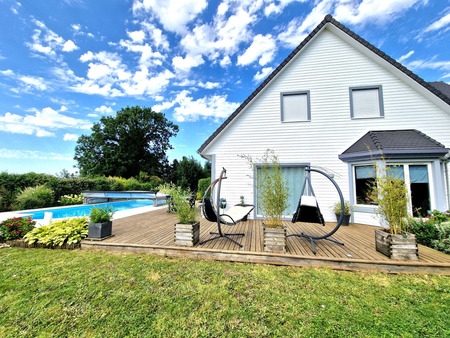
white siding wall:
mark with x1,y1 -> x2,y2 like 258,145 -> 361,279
203,27 -> 450,225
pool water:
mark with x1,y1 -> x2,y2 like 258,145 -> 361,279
19,199 -> 165,220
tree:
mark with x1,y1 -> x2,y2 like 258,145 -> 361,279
74,106 -> 178,178
173,157 -> 207,192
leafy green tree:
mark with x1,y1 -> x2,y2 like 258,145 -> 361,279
74,106 -> 178,178
174,157 -> 207,192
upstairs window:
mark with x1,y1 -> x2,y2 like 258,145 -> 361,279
350,86 -> 384,119
281,91 -> 310,122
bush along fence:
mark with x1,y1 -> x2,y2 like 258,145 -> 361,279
0,172 -> 163,212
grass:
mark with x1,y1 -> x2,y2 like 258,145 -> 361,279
0,248 -> 449,337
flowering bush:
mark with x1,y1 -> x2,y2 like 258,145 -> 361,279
59,194 -> 83,206
0,217 -> 36,241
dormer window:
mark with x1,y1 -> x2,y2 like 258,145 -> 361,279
281,91 -> 311,122
350,86 -> 384,119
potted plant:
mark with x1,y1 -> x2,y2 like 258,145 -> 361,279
243,150 -> 290,253
332,201 -> 354,226
237,195 -> 250,222
371,162 -> 418,261
170,186 -> 200,247
88,206 -> 114,239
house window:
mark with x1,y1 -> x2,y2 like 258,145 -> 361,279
281,91 -> 310,122
354,165 -> 376,205
256,165 -> 306,217
350,86 -> 384,119
387,164 -> 431,217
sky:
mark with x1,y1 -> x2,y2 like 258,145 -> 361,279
0,0 -> 449,176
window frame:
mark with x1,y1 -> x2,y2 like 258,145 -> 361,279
280,91 -> 311,123
349,85 -> 384,119
351,161 -> 435,216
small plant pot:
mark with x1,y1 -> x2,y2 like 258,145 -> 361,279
335,214 -> 351,226
263,225 -> 286,253
375,228 -> 418,261
88,221 -> 112,239
174,222 -> 200,247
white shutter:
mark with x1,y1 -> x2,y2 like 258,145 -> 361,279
282,93 -> 308,122
352,88 -> 380,118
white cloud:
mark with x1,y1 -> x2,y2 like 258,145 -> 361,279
406,59 -> 450,71
423,12 -> 450,33
63,133 -> 78,141
171,90 -> 240,122
198,81 -> 220,89
397,50 -> 415,63
0,107 -> 91,138
278,0 -> 333,48
220,56 -> 232,67
141,22 -> 170,50
172,54 -> 204,74
237,34 -> 276,66
94,105 -> 114,115
19,75 -> 48,91
119,32 -> 165,68
62,40 -> 79,52
264,0 -> 307,17
133,0 -> 207,34
334,0 -> 425,26
27,19 -> 78,57
0,149 -> 72,161
253,67 -> 274,82
153,101 -> 176,112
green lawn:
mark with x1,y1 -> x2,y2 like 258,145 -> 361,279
1,248 -> 449,337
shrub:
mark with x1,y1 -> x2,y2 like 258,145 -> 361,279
0,217 -> 36,241
125,178 -> 141,191
198,177 -> 211,200
24,217 -> 89,246
15,185 -> 54,210
0,186 -> 16,212
89,206 -> 114,223
431,221 -> 450,254
408,218 -> 439,247
59,194 -> 84,206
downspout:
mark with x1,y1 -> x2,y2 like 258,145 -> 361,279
443,152 -> 450,210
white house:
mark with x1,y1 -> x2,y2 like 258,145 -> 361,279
197,15 -> 450,226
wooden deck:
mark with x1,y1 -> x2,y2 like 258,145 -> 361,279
81,207 -> 450,275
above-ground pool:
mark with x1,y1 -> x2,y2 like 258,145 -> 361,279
19,199 -> 165,220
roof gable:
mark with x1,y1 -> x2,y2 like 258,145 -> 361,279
198,14 -> 450,155
339,129 -> 449,162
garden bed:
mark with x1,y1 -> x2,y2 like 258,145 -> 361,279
6,238 -> 80,250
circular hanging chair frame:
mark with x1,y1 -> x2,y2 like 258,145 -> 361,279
288,167 -> 346,254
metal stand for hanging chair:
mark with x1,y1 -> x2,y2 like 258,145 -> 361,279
288,167 -> 346,255
200,168 -> 254,248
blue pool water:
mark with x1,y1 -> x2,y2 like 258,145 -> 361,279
19,199 -> 165,220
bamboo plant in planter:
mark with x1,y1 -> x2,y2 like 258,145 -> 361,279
88,206 -> 114,239
244,150 -> 290,253
371,163 -> 418,261
169,185 -> 199,247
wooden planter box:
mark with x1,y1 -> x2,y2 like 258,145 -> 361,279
375,228 -> 418,261
174,222 -> 200,247
263,226 -> 287,253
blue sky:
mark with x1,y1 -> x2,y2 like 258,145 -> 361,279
0,0 -> 449,175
